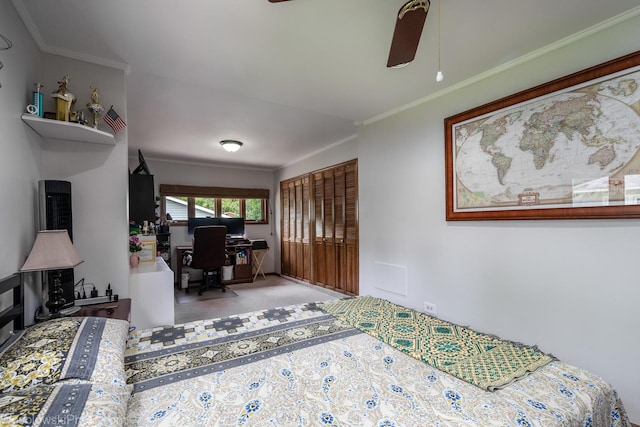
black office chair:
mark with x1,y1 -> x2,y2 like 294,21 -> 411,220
190,225 -> 227,295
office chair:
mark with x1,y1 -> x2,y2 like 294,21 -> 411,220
190,225 -> 227,295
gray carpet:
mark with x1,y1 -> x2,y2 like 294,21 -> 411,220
175,289 -> 238,304
173,276 -> 347,324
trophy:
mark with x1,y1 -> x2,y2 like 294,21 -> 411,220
52,75 -> 76,121
86,86 -> 104,128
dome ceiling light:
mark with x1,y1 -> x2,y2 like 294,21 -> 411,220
220,140 -> 243,152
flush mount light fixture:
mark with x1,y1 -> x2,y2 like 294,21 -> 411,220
220,140 -> 243,152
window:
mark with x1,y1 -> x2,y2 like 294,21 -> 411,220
160,184 -> 269,224
221,198 -> 240,217
245,199 -> 263,221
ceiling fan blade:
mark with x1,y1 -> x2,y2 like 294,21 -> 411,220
387,0 -> 429,68
268,0 -> 293,2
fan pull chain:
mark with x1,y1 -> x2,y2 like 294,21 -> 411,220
436,0 -> 443,82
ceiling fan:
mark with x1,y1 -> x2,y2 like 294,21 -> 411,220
267,0 -> 430,68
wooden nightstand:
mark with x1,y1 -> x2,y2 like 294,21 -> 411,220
75,298 -> 131,322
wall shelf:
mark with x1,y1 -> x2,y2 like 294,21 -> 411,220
21,114 -> 115,145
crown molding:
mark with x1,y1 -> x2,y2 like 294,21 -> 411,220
11,0 -> 130,73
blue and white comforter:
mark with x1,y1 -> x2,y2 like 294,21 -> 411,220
124,301 -> 629,426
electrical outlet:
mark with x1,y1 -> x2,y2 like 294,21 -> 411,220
423,301 -> 437,316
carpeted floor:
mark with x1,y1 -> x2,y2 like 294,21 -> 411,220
175,289 -> 238,304
173,275 -> 345,324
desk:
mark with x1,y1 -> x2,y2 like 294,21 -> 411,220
35,299 -> 132,323
175,242 -> 253,292
76,299 -> 131,322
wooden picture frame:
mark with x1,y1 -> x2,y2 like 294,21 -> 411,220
445,50 -> 640,221
138,240 -> 156,264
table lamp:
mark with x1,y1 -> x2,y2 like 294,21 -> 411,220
20,230 -> 83,317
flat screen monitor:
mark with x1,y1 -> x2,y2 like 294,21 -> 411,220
187,217 -> 245,236
218,217 -> 245,236
187,217 -> 219,234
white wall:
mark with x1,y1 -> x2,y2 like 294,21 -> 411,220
37,53 -> 130,301
356,13 -> 640,422
1,3 -> 129,325
0,0 -> 43,324
277,135 -> 359,182
131,157 -> 277,279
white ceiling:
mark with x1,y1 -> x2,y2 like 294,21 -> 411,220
13,0 -> 640,170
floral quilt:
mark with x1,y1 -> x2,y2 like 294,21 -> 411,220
124,299 -> 629,426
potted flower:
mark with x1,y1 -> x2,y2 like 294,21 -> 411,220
129,233 -> 143,268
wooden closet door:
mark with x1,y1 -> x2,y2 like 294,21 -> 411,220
280,177 -> 310,281
300,177 -> 311,280
312,161 -> 358,294
332,162 -> 358,294
280,181 -> 292,277
313,170 -> 336,289
281,160 -> 358,296
295,177 -> 310,281
318,162 -> 358,294
333,165 -> 346,292
342,162 -> 359,295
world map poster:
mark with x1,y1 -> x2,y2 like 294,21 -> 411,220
445,51 -> 640,220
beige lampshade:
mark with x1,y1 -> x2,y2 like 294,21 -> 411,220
20,230 -> 83,272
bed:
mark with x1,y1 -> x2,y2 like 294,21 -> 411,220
0,274 -> 631,426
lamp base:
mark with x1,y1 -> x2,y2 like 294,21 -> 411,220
35,311 -> 63,323
45,271 -> 67,315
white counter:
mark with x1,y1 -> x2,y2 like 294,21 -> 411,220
129,257 -> 174,330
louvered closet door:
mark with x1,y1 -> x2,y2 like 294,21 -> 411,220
280,181 -> 292,276
295,177 -> 310,281
313,169 -> 336,289
312,160 -> 358,294
341,162 -> 358,295
300,177 -> 311,280
333,166 -> 346,291
281,160 -> 358,295
280,177 -> 310,281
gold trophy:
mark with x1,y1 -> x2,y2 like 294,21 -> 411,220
86,86 -> 104,128
51,74 -> 76,121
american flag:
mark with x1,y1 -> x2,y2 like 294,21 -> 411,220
104,105 -> 126,133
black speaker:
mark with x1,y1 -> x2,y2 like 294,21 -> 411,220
129,174 -> 155,225
38,180 -> 75,309
39,180 -> 73,241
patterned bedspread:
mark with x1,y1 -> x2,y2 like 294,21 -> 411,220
320,296 -> 553,391
124,299 -> 629,426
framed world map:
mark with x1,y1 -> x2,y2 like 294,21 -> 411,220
445,50 -> 640,220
